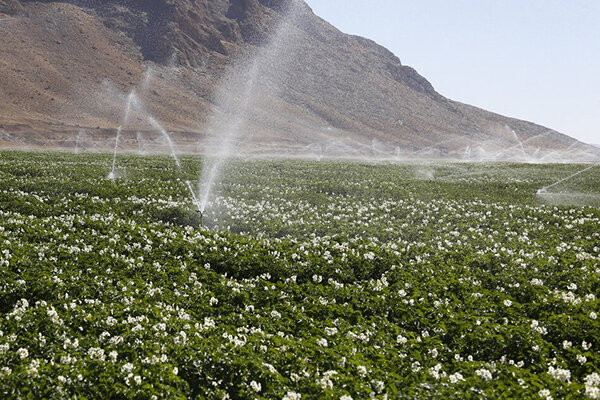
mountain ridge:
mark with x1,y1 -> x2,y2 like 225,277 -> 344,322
0,0 -> 596,159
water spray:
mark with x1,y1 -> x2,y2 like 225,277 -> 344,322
107,70 -> 203,224
186,180 -> 203,226
109,91 -> 137,180
537,163 -> 600,195
147,115 -> 181,169
196,1 -> 302,220
75,130 -> 85,153
510,129 -> 528,160
136,131 -> 144,154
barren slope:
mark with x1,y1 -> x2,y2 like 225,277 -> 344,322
0,0 -> 595,158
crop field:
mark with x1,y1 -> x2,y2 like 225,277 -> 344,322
0,150 -> 599,399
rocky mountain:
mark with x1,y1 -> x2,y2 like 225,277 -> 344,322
0,0 -> 596,159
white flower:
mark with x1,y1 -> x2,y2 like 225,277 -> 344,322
316,338 -> 328,347
585,372 -> 600,398
396,335 -> 408,345
547,366 -> 571,382
503,299 -> 513,307
429,364 -> 444,380
585,294 -> 596,302
586,386 -> 600,399
283,391 -> 302,400
87,347 -> 105,361
133,375 -> 142,385
250,380 -> 261,393
530,320 -> 548,335
371,380 -> 385,393
27,359 -> 39,375
174,331 -> 187,345
122,363 -> 135,373
60,355 -> 74,364
577,354 -> 588,365
263,363 -> 278,374
317,376 -> 333,390
411,361 -> 422,373
46,307 -> 62,324
99,331 -> 111,342
209,297 -> 219,306
585,373 -> 600,387
340,396 -> 353,400
563,340 -> 572,349
16,348 -> 29,359
323,370 -> 338,379
591,312 -> 598,320
539,389 -> 553,400
109,351 -> 118,363
357,365 -> 367,378
325,327 -> 338,336
173,367 -> 178,375
449,372 -> 464,383
475,368 -> 493,381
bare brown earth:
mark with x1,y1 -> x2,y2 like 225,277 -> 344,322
0,0 -> 595,158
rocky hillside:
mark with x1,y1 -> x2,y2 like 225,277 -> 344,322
0,0 -> 595,159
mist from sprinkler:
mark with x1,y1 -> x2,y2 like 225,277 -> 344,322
196,1 -> 303,217
536,163 -> 600,196
107,69 -> 205,223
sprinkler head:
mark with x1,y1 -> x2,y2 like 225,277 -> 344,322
196,209 -> 204,226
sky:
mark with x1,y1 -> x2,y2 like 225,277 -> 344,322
304,0 -> 600,144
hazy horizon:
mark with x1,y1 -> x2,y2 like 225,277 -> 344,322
305,0 -> 600,145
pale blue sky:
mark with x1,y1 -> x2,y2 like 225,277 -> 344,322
304,0 -> 600,144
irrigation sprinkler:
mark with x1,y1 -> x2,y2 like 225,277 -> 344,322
536,163 -> 599,195
185,180 -> 204,226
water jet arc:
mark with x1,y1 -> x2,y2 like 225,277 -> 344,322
537,163 -> 599,194
109,91 -> 137,179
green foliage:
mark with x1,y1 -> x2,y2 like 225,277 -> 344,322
154,206 -> 203,228
0,150 -> 598,399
